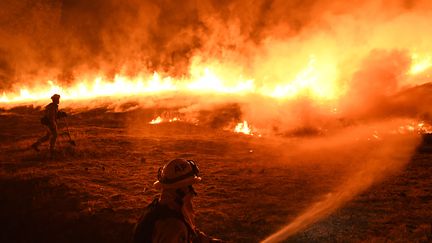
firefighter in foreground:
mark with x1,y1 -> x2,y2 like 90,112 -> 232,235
133,158 -> 224,243
31,94 -> 67,155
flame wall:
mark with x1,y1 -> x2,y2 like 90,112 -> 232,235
0,0 -> 431,94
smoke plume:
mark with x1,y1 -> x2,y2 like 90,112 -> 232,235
1,0 -> 431,91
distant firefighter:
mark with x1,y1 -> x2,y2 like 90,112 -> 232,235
132,158 -> 224,243
31,94 -> 67,155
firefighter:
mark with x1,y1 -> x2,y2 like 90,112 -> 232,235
132,158 -> 224,243
31,94 -> 67,155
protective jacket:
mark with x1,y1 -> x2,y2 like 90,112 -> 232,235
132,198 -> 218,243
40,103 -> 59,125
133,198 -> 198,243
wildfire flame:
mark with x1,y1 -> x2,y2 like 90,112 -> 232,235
149,116 -> 163,124
395,122 -> 432,135
234,120 -> 261,136
149,116 -> 181,124
1,2 -> 432,243
0,52 -> 429,106
0,54 -> 350,105
410,53 -> 432,75
234,121 -> 251,135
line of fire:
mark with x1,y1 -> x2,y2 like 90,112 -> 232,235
0,1 -> 431,242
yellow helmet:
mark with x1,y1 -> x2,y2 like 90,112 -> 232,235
154,158 -> 201,189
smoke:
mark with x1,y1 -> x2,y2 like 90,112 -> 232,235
1,0 -> 432,91
0,1 -> 429,240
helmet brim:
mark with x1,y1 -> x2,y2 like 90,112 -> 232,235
153,176 -> 202,189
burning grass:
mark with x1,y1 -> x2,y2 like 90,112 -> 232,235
1,1 -> 432,241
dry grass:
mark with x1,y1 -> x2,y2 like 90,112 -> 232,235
0,106 -> 431,242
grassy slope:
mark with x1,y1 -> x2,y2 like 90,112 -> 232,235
0,106 -> 431,242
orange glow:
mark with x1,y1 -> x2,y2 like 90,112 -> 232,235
396,122 -> 432,135
149,116 -> 163,124
0,0 -> 432,110
267,55 -> 339,99
234,121 -> 252,135
0,73 -> 176,104
234,120 -> 261,136
0,50 -> 430,106
0,54 -> 346,105
149,116 -> 181,124
417,122 -> 432,134
409,53 -> 432,75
